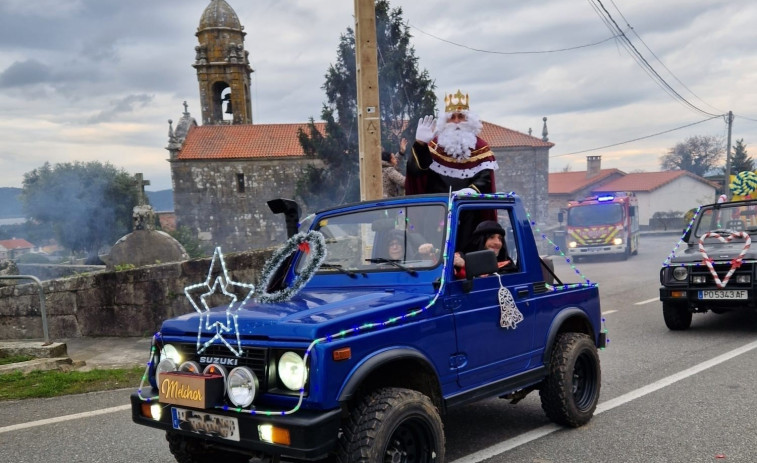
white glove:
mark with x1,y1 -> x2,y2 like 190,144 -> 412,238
454,188 -> 478,197
415,115 -> 436,144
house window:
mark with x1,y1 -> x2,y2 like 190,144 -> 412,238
237,173 -> 245,193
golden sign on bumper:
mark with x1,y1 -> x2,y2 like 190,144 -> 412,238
159,372 -> 224,409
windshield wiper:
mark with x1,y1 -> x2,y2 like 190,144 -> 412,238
320,263 -> 361,278
365,258 -> 417,276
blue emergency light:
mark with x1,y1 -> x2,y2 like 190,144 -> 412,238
597,195 -> 615,202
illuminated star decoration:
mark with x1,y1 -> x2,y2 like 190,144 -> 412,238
184,247 -> 256,357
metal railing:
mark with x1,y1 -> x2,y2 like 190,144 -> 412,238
0,275 -> 50,345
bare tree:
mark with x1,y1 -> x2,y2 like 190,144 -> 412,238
659,135 -> 724,177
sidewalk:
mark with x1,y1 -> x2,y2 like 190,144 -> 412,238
0,336 -> 151,374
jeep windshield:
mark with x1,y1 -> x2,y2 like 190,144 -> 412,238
297,203 -> 447,274
693,200 -> 757,239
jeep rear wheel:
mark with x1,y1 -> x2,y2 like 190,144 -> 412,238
540,333 -> 600,427
662,302 -> 692,330
166,432 -> 250,463
336,387 -> 444,463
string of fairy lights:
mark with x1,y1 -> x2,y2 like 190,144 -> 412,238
137,190 -> 607,416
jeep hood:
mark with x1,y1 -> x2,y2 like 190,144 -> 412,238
160,288 -> 433,341
671,238 -> 757,264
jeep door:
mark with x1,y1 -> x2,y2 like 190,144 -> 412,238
448,207 -> 537,389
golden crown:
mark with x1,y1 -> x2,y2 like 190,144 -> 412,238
444,90 -> 469,112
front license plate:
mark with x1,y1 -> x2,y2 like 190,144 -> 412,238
698,290 -> 747,300
171,407 -> 240,441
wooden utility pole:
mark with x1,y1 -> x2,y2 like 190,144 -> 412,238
354,0 -> 382,200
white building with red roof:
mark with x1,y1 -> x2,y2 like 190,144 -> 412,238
0,238 -> 35,261
548,156 -> 719,228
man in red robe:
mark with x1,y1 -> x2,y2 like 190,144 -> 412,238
405,90 -> 499,251
405,90 -> 498,196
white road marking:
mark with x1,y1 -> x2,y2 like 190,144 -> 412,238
7,339 -> 757,459
451,339 -> 757,463
635,297 -> 659,305
0,404 -> 130,434
602,310 -> 617,315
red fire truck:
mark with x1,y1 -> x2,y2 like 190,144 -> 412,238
561,192 -> 640,261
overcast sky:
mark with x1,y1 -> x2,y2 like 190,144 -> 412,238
1,0 -> 756,191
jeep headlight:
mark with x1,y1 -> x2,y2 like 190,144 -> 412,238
278,351 -> 307,391
672,266 -> 688,281
160,344 -> 182,364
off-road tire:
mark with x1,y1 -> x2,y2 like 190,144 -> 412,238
336,387 -> 444,463
540,332 -> 601,427
166,432 -> 250,463
662,301 -> 692,330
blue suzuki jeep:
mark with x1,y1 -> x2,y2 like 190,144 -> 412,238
131,192 -> 605,463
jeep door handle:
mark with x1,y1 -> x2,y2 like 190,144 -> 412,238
516,287 -> 529,298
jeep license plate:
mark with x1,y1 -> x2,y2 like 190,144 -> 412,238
171,407 -> 240,441
698,290 -> 747,300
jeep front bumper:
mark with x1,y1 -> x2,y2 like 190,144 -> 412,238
130,393 -> 341,460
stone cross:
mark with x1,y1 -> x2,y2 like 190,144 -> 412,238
133,173 -> 151,206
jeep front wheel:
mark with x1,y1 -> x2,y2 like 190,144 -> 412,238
662,301 -> 692,330
540,332 -> 601,427
336,387 -> 444,463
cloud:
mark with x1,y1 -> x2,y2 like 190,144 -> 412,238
0,60 -> 53,87
87,94 -> 155,124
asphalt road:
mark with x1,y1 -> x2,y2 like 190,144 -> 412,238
2,234 -> 757,463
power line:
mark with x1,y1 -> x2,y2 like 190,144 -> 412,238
607,0 -> 723,115
588,0 -> 721,118
407,22 -> 621,55
551,115 -> 722,158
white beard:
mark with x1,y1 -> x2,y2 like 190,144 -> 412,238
435,111 -> 483,159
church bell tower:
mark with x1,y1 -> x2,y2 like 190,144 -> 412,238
194,0 -> 253,125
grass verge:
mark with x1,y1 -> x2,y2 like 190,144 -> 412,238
0,355 -> 34,365
0,366 -> 145,401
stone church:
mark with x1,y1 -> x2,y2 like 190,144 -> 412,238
167,0 -> 554,254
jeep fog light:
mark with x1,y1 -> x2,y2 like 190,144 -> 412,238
203,364 -> 228,389
259,424 -> 291,445
672,267 -> 688,281
227,367 -> 259,407
692,275 -> 706,284
278,351 -> 307,391
150,403 -> 162,421
179,361 -> 201,374
140,402 -> 163,421
736,274 -> 751,284
613,237 -> 623,245
156,358 -> 178,385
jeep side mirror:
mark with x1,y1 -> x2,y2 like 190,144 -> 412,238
462,250 -> 498,292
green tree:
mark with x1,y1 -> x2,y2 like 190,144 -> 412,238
659,135 -> 724,177
730,138 -> 753,173
20,162 -> 139,257
168,226 -> 205,259
296,0 -> 436,210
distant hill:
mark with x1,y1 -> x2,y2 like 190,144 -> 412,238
146,190 -> 174,212
0,188 -> 23,218
0,187 -> 174,218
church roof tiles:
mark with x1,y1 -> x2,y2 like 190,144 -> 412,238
177,120 -> 552,160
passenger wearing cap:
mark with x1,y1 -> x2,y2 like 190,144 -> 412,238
453,220 -> 515,279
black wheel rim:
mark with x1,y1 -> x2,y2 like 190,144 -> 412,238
383,416 -> 435,463
572,351 -> 598,410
